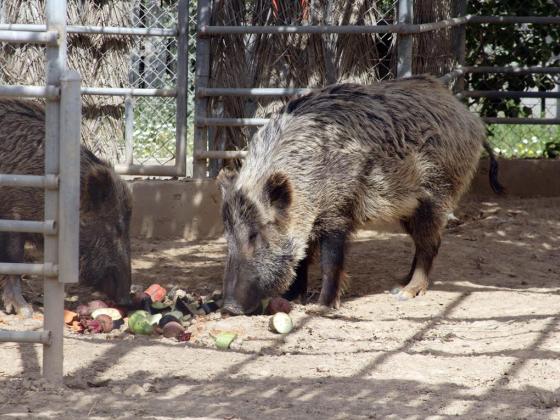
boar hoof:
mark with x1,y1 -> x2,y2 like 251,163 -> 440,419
318,294 -> 340,310
395,285 -> 427,301
4,299 -> 33,318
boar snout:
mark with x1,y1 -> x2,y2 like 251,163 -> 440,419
221,299 -> 245,316
100,265 -> 131,305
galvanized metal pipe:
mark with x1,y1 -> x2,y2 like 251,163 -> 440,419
81,87 -> 176,97
114,163 -> 183,177
461,65 -> 560,74
193,0 -> 211,177
0,262 -> 58,276
197,117 -> 269,127
470,16 -> 560,25
483,117 -> 560,125
195,150 -> 248,159
174,0 -> 189,177
0,29 -> 58,45
197,87 -> 314,97
43,0 -> 66,384
0,219 -> 56,235
124,96 -> 134,166
0,330 -> 51,344
452,0 -> 467,93
58,70 -> 80,285
397,0 -> 414,79
439,69 -> 465,85
0,174 -> 58,189
198,16 -> 471,36
461,91 -> 560,99
0,24 -> 177,37
0,85 -> 59,99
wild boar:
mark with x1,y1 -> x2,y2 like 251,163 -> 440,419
218,75 -> 503,315
0,98 -> 133,317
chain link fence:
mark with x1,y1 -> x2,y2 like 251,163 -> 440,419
201,0 -> 461,176
0,0 -> 197,172
465,1 -> 560,159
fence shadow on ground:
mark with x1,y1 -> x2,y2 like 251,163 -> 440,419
2,196 -> 559,418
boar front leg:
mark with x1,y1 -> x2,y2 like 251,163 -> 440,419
282,255 -> 310,303
318,231 -> 347,309
0,233 -> 33,317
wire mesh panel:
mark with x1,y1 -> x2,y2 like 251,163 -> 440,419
202,0 -> 409,175
465,1 -> 560,158
0,0 -> 195,175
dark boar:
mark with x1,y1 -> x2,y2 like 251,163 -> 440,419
218,75 -> 503,315
0,98 -> 132,316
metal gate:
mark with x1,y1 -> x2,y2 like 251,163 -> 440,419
192,0 -> 560,178
0,0 -> 81,382
0,0 -> 192,177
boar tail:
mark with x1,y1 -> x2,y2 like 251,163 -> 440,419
483,141 -> 505,195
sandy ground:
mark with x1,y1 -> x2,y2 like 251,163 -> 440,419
1,196 -> 559,419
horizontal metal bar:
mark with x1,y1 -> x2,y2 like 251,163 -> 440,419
0,219 -> 56,235
81,87 -> 176,97
195,150 -> 248,159
0,24 -> 177,37
114,163 -> 182,177
0,85 -> 60,99
461,91 -> 560,99
462,66 -> 560,75
483,117 -> 560,125
198,87 -> 314,97
0,262 -> 57,276
199,16 -> 471,36
470,16 -> 560,25
0,29 -> 58,45
0,174 -> 58,189
197,117 -> 269,127
0,330 -> 51,344
439,69 -> 465,85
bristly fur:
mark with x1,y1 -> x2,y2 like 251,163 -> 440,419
0,98 -> 133,315
220,75 -> 502,306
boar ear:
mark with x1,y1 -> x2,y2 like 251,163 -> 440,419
217,167 -> 238,196
83,165 -> 114,209
264,172 -> 292,214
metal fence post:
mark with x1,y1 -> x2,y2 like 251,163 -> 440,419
453,0 -> 467,92
175,0 -> 189,177
43,0 -> 66,383
124,95 -> 134,166
193,0 -> 211,178
397,0 -> 413,78
58,69 -> 81,288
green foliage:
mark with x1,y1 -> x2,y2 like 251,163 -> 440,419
466,1 -> 560,118
488,124 -> 560,158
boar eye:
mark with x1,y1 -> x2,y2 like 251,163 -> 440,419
248,231 -> 258,243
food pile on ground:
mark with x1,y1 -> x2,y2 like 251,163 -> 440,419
63,285 -> 294,346
63,284 -> 223,342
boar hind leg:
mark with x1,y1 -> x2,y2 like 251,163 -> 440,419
0,233 -> 33,317
398,198 -> 444,300
282,255 -> 310,303
318,231 -> 347,309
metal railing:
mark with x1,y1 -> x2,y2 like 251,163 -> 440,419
192,0 -> 560,177
0,0 -> 81,383
2,0 -> 190,177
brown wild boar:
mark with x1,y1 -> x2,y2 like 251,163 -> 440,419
0,99 -> 133,317
218,75 -> 503,315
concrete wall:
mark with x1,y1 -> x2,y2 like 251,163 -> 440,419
130,159 -> 560,240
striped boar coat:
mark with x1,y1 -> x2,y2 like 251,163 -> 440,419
218,75 -> 503,314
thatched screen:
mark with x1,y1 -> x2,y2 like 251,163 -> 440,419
208,0 -> 459,158
0,0 -> 180,166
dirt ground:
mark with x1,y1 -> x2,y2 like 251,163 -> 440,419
1,196 -> 559,419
